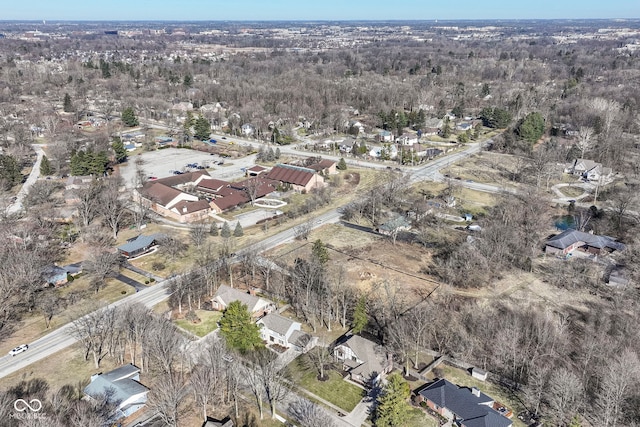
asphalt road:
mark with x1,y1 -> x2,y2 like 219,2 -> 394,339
0,138 -> 485,380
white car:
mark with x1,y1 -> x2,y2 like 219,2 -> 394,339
9,344 -> 28,356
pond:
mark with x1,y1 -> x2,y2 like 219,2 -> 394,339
554,215 -> 575,231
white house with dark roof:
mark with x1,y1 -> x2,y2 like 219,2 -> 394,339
257,313 -> 315,351
83,363 -> 149,419
333,334 -> 392,384
211,285 -> 276,318
417,379 -> 512,427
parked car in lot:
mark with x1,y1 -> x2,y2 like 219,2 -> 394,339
9,344 -> 28,356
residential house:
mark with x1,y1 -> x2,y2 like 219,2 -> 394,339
396,133 -> 419,146
241,123 -> 255,136
348,120 -> 365,134
265,164 -> 326,193
545,228 -> 625,257
84,364 -> 149,419
333,334 -> 392,384
117,233 -> 164,258
202,417 -> 234,427
257,313 -> 315,351
377,130 -> 394,142
416,379 -> 512,427
456,122 -> 473,132
565,158 -> 614,183
42,265 -> 68,286
211,285 -> 276,318
171,102 -> 193,112
369,144 -> 398,159
65,175 -> 94,190
377,216 -> 411,236
423,118 -> 443,136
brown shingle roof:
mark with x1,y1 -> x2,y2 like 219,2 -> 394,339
211,192 -> 249,211
156,171 -> 210,188
172,199 -> 211,214
139,182 -> 182,207
266,164 -> 315,186
198,179 -> 231,194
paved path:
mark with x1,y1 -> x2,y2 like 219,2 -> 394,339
122,262 -> 164,282
6,144 -> 45,216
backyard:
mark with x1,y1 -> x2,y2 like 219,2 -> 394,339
174,310 -> 222,337
287,354 -> 364,413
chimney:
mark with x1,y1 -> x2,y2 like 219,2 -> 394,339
472,387 -> 481,398
183,206 -> 187,213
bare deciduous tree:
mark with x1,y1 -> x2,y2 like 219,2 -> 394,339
288,398 -> 336,427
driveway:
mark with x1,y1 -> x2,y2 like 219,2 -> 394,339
6,144 -> 45,216
114,274 -> 147,292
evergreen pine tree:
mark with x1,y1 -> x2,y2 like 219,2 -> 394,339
274,147 -> 281,159
39,155 -> 53,176
112,137 -> 127,163
352,296 -> 368,334
220,222 -> 232,238
210,223 -> 219,236
193,115 -> 211,141
121,107 -> 139,127
337,157 -> 347,170
63,93 -> 73,112
375,374 -> 411,427
233,222 -> 244,237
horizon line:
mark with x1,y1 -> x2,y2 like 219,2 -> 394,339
1,18 -> 639,23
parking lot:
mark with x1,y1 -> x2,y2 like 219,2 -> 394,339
118,148 -> 258,188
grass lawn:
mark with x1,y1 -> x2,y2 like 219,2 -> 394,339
0,342 -> 121,392
0,277 -> 132,355
405,407 -> 439,427
288,355 -> 364,412
174,310 -> 222,337
438,365 -> 527,427
558,186 -> 586,198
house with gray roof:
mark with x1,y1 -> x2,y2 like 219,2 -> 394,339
117,233 -> 164,258
333,334 -> 392,384
545,229 -> 625,257
565,158 -> 614,183
83,363 -> 149,419
257,313 -> 315,351
211,285 -> 276,318
417,379 -> 512,427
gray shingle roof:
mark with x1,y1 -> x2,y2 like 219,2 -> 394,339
84,364 -> 148,406
259,313 -> 297,336
214,285 -> 271,313
340,335 -> 385,380
546,229 -> 625,251
419,379 -> 511,427
117,233 -> 163,254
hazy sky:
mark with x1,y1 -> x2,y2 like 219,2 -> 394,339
4,0 -> 640,21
